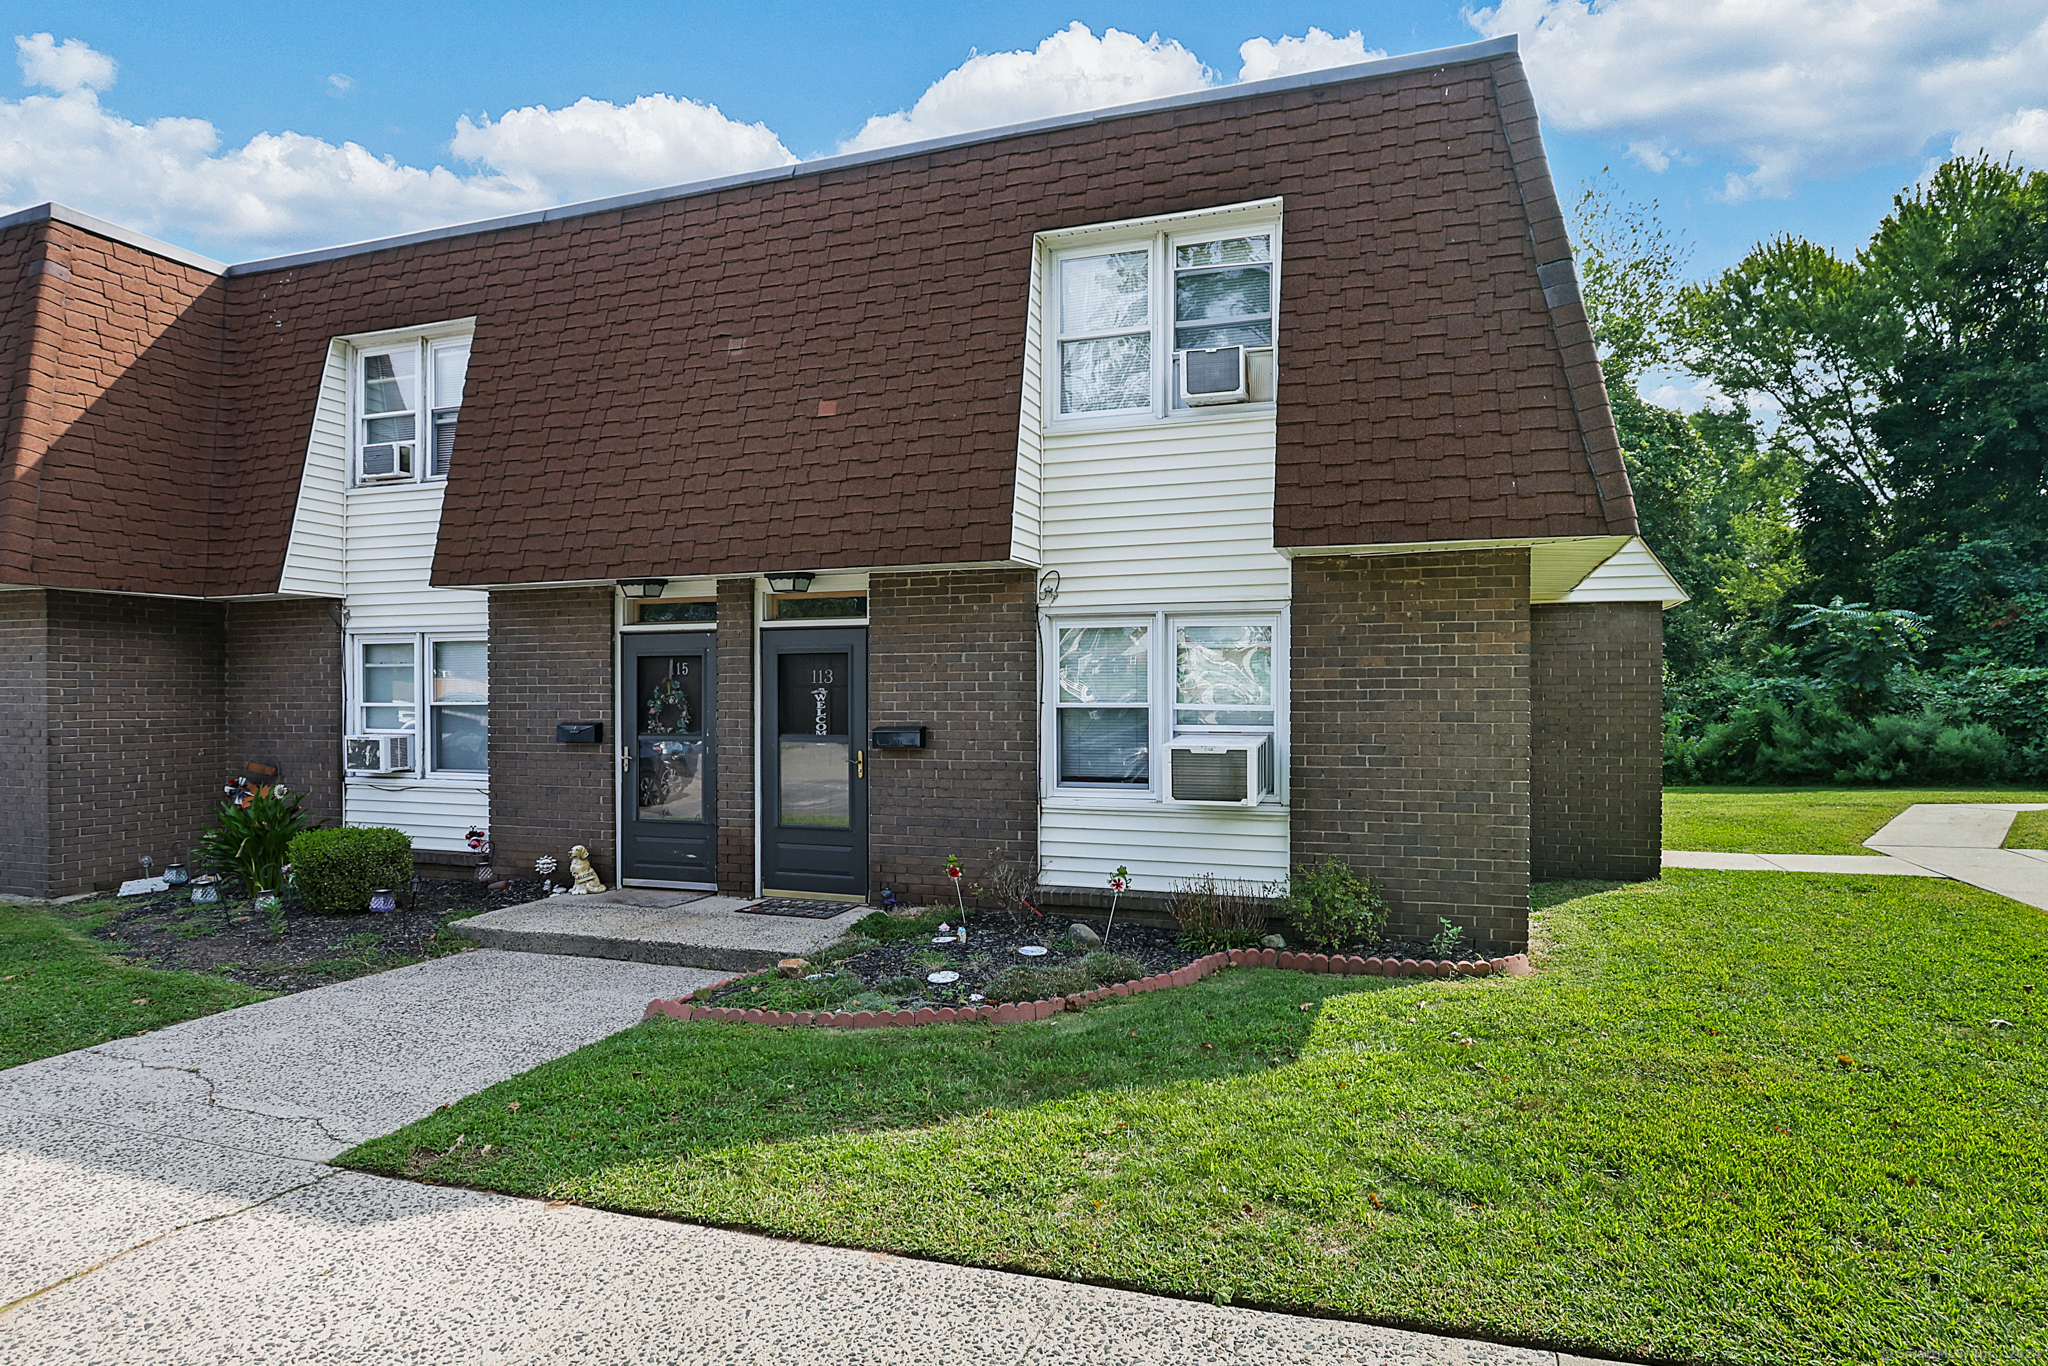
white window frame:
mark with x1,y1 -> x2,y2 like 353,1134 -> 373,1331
1042,203 -> 1281,432
346,631 -> 490,779
347,322 -> 475,489
1040,606 -> 1288,808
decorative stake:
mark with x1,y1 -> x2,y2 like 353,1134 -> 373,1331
1104,865 -> 1132,950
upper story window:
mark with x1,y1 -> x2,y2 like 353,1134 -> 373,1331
1048,214 -> 1279,425
356,335 -> 471,485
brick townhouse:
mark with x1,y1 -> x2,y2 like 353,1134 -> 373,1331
0,35 -> 1680,951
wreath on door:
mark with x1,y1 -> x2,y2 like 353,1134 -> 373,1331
643,665 -> 693,734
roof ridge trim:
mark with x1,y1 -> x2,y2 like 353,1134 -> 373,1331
0,203 -> 227,275
223,33 -> 1519,276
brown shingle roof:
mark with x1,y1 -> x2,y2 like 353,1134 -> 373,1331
0,39 -> 1634,598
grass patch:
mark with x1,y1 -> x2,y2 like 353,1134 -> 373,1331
1665,785 -> 2048,854
0,899 -> 273,1067
2007,810 -> 2048,850
341,871 -> 2048,1365
984,951 -> 1148,1003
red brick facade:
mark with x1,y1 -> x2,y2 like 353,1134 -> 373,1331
1290,550 -> 1533,951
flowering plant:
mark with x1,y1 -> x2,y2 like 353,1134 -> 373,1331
199,782 -> 320,894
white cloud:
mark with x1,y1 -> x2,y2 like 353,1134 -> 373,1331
1238,28 -> 1385,83
452,94 -> 793,195
0,36 -> 797,258
326,73 -> 355,96
1952,107 -> 2048,168
1467,0 -> 2048,197
839,22 -> 1213,153
17,32 -> 116,92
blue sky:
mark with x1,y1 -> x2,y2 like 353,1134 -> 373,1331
10,1 -> 2048,294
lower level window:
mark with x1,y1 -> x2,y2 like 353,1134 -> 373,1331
1051,613 -> 1282,799
352,634 -> 488,775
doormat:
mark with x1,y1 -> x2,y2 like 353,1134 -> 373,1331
735,898 -> 868,919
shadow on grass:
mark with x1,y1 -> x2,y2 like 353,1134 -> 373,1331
340,966 -> 1406,1191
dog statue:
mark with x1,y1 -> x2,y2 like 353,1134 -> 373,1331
569,845 -> 607,896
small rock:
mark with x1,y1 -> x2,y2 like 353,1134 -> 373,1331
777,957 -> 810,979
488,880 -> 510,891
1067,922 -> 1101,948
1261,934 -> 1287,950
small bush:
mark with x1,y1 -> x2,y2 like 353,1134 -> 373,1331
1281,856 -> 1387,953
1079,951 -> 1146,985
198,785 -> 321,893
286,826 -> 412,914
984,952 -> 1147,1003
1167,874 -> 1273,949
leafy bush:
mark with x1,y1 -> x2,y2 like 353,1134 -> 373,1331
1664,687 -> 2013,785
198,785 -> 320,893
1166,874 -> 1273,950
1280,856 -> 1387,953
286,826 -> 412,914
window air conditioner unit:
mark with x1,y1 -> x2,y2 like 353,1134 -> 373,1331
1167,733 -> 1274,806
1180,345 -> 1248,405
360,442 -> 414,481
345,734 -> 414,775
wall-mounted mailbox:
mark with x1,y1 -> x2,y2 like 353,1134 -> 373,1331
556,722 -> 603,744
870,725 -> 928,750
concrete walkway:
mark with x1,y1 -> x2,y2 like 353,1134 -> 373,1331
459,888 -> 866,972
0,949 -> 1615,1365
1664,802 -> 2048,913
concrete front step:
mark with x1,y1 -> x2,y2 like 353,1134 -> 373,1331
453,889 -> 869,972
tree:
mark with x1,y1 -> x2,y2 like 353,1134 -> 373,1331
1571,171 -> 1690,383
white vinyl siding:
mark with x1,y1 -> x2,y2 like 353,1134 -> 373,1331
271,320 -> 487,852
1041,805 -> 1290,891
1009,247 -> 1045,564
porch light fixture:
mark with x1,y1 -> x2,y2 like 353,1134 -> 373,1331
617,578 -> 668,599
766,571 -> 815,593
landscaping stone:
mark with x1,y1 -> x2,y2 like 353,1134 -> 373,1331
777,958 -> 810,978
1260,934 -> 1287,949
1067,922 -> 1101,948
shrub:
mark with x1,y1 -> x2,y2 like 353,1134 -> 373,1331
198,785 -> 320,893
1167,874 -> 1273,949
984,952 -> 1147,1003
1281,856 -> 1387,953
286,826 -> 412,914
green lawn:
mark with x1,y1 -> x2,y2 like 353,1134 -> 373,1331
1665,785 -> 2048,854
341,871 -> 2048,1366
2009,810 -> 2048,850
0,900 -> 273,1068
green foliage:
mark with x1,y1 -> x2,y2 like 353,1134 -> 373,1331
1664,684 -> 2010,785
285,826 -> 412,914
1280,856 -> 1387,953
1873,531 -> 2048,669
984,952 -> 1147,1004
197,785 -> 321,893
1570,170 -> 1691,381
1788,597 -> 1930,711
0,900 -> 271,1068
1166,873 -> 1272,950
341,874 -> 2048,1366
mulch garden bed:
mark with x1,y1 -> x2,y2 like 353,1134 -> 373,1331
697,906 -> 1510,1015
89,876 -> 552,994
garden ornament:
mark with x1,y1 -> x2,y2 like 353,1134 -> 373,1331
569,845 -> 607,895
1103,865 -> 1132,949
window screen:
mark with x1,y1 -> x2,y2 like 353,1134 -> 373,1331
360,642 -> 416,732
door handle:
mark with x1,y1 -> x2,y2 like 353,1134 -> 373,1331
854,749 -> 865,779
620,746 -> 632,774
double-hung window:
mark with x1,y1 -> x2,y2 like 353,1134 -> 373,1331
351,635 -> 488,775
355,334 -> 471,484
1049,614 -> 1283,801
1049,212 -> 1279,422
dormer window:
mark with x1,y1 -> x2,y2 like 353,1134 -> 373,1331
1044,206 -> 1280,425
355,334 -> 471,485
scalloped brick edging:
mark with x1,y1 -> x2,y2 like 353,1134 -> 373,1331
642,947 -> 1534,1029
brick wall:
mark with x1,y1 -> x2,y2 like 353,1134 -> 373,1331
488,587 -> 615,883
1290,550 -> 1531,952
1531,602 -> 1664,882
715,579 -> 755,895
224,599 -> 343,827
867,568 -> 1038,906
43,591 -> 227,896
0,590 -> 49,897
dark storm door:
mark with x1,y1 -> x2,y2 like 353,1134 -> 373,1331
760,627 -> 868,898
621,633 -> 717,886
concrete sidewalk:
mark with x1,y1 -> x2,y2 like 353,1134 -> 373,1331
1664,802 -> 2048,913
0,949 -> 1616,1365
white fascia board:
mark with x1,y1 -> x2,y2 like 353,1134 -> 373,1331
1033,197 -> 1284,250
